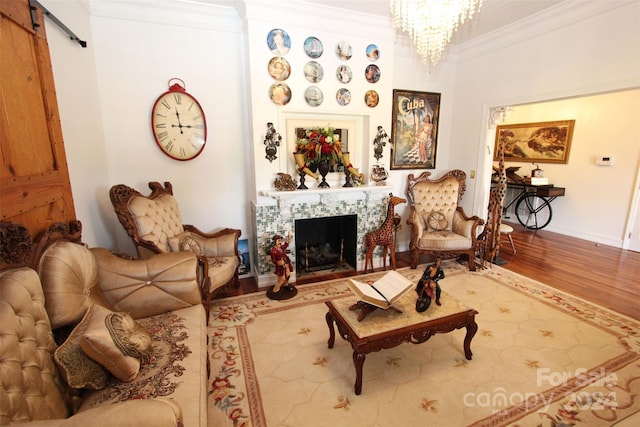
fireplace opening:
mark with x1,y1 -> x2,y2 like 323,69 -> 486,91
295,215 -> 357,277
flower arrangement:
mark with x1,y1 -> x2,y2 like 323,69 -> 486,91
294,126 -> 343,166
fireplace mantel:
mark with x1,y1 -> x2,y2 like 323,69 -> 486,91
262,185 -> 393,217
252,185 -> 397,287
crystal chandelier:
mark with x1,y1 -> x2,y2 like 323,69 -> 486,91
390,0 -> 483,66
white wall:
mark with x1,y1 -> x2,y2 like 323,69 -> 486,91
89,0 -> 249,254
243,0 -> 396,198
41,0 -> 640,255
390,43 -> 459,249
451,0 -> 640,246
497,91 -> 640,246
41,0 -> 111,247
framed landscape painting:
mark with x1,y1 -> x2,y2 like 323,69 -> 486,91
390,89 -> 441,170
494,120 -> 575,164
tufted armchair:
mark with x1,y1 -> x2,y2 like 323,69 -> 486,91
109,181 -> 241,308
406,170 -> 484,271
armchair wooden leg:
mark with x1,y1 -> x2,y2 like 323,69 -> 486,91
410,250 -> 419,269
233,270 -> 240,287
203,278 -> 213,326
466,251 -> 476,271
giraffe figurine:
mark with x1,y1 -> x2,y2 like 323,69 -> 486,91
364,193 -> 406,273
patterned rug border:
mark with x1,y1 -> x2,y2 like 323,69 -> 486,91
209,261 -> 640,427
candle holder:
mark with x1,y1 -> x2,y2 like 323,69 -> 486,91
372,125 -> 388,162
264,122 -> 281,162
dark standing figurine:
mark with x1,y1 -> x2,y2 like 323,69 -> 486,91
415,259 -> 444,312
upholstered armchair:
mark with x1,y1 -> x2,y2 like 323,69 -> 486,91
109,181 -> 241,305
406,170 -> 484,271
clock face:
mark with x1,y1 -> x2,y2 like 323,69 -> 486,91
151,90 -> 207,161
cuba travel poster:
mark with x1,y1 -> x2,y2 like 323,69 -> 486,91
390,90 -> 441,169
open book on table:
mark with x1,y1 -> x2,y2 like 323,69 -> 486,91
347,270 -> 414,309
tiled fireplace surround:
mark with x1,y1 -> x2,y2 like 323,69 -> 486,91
251,186 -> 393,287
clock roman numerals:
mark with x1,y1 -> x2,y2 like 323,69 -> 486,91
152,86 -> 207,160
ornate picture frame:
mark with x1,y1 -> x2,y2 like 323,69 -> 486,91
494,120 -> 575,164
284,117 -> 362,181
390,89 -> 441,170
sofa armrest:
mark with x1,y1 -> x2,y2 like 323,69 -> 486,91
91,248 -> 203,319
406,209 -> 425,247
14,399 -> 182,427
183,225 -> 240,258
452,208 -> 484,241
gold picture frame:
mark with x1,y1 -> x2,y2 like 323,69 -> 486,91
494,120 -> 575,164
390,89 -> 441,169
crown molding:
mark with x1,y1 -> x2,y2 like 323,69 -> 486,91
89,0 -> 241,32
453,0 -> 636,63
243,0 -> 394,42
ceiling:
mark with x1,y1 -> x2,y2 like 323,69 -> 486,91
299,0 -> 566,44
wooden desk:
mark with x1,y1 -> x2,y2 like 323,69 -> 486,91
504,182 -> 566,198
325,291 -> 478,395
494,182 -> 566,229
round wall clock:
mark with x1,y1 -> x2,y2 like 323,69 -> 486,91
151,78 -> 207,161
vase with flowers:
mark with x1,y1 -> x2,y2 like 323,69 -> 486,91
294,126 -> 343,188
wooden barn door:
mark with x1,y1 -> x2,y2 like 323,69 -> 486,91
0,0 -> 76,238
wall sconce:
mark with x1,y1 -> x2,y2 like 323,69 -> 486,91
264,122 -> 281,162
372,125 -> 388,162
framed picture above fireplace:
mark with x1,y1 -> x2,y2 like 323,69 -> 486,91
390,89 -> 441,170
284,115 -> 364,184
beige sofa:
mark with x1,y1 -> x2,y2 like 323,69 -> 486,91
0,221 -> 209,426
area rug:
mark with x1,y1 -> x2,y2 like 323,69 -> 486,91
207,261 -> 640,427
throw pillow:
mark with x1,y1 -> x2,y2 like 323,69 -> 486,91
38,241 -> 99,329
54,304 -> 109,390
80,306 -> 152,382
427,211 -> 448,231
167,231 -> 202,255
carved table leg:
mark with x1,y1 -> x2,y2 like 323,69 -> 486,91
353,351 -> 366,395
326,310 -> 336,349
464,315 -> 478,360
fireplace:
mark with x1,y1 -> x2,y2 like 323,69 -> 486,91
294,215 -> 357,276
251,186 -> 393,287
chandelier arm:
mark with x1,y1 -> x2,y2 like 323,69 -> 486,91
390,0 -> 484,66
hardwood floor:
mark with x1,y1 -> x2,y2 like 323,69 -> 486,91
217,224 -> 640,320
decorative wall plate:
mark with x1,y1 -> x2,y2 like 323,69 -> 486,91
366,44 -> 380,61
365,90 -> 379,107
267,28 -> 290,55
365,64 -> 381,83
336,88 -> 351,106
304,86 -> 323,107
269,82 -> 291,106
336,41 -> 352,60
304,36 -> 323,58
304,61 -> 324,83
268,57 -> 291,81
336,65 -> 352,83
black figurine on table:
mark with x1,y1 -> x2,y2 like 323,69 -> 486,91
415,259 -> 444,312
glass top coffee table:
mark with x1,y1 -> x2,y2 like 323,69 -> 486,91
325,290 -> 478,395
